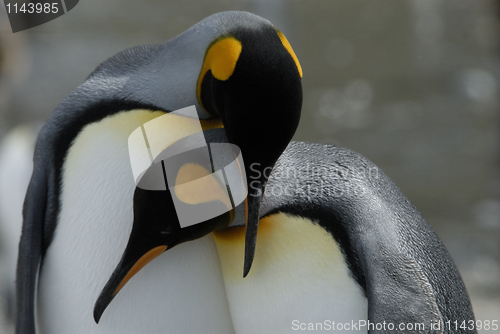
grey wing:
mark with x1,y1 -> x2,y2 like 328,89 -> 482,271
16,162 -> 47,334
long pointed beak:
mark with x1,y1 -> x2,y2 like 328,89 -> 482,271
93,187 -> 173,323
243,179 -> 264,277
94,243 -> 167,323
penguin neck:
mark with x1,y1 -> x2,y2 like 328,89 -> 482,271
212,212 -> 368,334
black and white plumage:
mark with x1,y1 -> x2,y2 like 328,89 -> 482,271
16,10 -> 475,334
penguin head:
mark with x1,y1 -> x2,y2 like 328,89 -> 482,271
198,25 -> 302,169
93,11 -> 302,323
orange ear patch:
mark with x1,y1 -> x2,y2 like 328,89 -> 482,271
197,37 -> 243,108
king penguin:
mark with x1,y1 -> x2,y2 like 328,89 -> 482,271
17,11 -> 476,334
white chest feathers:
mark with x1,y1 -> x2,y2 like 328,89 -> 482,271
37,110 -> 234,334
213,213 -> 368,334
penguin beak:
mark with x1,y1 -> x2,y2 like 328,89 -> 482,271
93,187 -> 172,324
93,223 -> 168,324
243,177 -> 265,276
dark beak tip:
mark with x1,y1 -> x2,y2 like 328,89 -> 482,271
242,181 -> 265,278
243,221 -> 257,278
93,294 -> 111,324
93,307 -> 102,324
243,258 -> 252,278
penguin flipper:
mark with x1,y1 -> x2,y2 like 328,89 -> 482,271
16,163 -> 47,334
359,226 -> 445,331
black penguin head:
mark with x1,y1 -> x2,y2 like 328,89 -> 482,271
198,24 -> 303,275
94,11 -> 302,323
199,26 -> 303,167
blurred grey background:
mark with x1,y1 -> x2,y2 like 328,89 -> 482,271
0,0 -> 499,333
